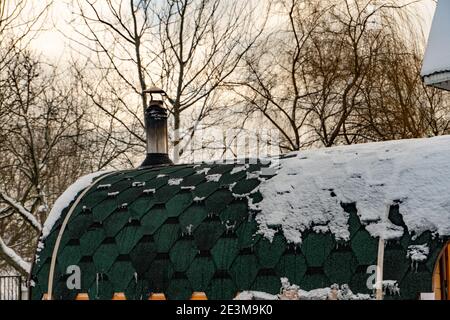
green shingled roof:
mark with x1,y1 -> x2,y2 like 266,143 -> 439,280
30,162 -> 449,300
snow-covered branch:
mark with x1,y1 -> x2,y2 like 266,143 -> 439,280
0,236 -> 31,277
0,192 -> 42,232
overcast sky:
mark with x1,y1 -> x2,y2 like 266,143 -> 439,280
29,0 -> 438,61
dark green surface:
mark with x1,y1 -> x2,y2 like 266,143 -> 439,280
30,162 -> 449,300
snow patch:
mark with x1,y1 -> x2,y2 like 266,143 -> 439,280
0,237 -> 31,273
247,171 -> 260,180
382,280 -> 401,296
235,278 -> 372,300
132,182 -> 145,188
168,178 -> 183,186
233,186 -> 259,199
234,291 -> 278,300
312,226 -> 330,234
119,203 -> 128,210
228,182 -> 237,191
0,193 -> 42,232
247,196 -> 260,211
196,168 -> 211,175
206,174 -> 222,182
230,165 -> 248,175
407,244 -> 430,270
36,242 -> 44,252
37,205 -> 48,214
407,244 -> 430,262
256,136 -> 450,243
97,184 -> 112,190
225,220 -> 237,234
183,224 -> 194,236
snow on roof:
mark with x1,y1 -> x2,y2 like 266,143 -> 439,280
41,170 -> 112,240
256,135 -> 450,244
421,0 -> 450,90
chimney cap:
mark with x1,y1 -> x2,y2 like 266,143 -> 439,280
144,87 -> 167,96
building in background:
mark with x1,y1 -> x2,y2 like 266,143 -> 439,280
421,0 -> 450,91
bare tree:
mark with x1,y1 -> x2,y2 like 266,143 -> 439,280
155,0 -> 268,162
70,0 -> 267,163
0,51 -> 131,275
349,4 -> 450,142
227,0 -> 332,152
0,0 -> 50,70
0,0 -> 51,276
228,0 -> 449,152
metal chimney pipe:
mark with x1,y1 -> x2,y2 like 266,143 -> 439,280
140,87 -> 173,167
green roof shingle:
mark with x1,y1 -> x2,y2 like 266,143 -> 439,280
30,161 -> 449,300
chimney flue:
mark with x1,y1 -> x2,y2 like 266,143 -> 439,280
140,87 -> 173,167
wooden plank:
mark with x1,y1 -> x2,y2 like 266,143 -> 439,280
441,248 -> 448,300
376,238 -> 385,300
435,266 -> 441,300
447,245 -> 450,300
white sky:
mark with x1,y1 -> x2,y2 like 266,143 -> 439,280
29,0 -> 438,61
29,1 -> 82,60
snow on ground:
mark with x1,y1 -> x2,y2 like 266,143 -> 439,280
235,278 -> 372,300
41,171 -> 112,240
256,135 -> 450,244
234,291 -> 278,300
